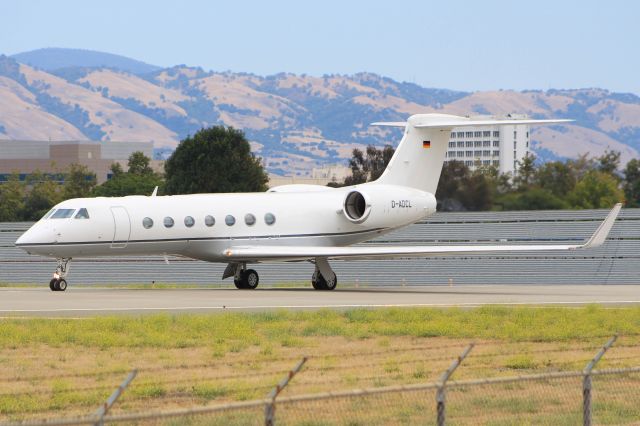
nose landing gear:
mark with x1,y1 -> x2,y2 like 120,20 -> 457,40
50,258 -> 71,292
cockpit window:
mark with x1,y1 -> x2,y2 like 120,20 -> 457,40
74,208 -> 90,219
50,209 -> 76,219
42,209 -> 56,220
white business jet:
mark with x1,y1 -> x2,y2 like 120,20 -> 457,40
15,114 -> 622,292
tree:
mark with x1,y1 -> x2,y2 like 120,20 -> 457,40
513,154 -> 536,190
63,163 -> 96,200
92,153 -> 163,197
567,154 -> 596,180
535,161 -> 576,198
459,171 -> 493,211
342,145 -> 394,186
597,150 -> 621,177
435,160 -> 471,210
164,126 -> 268,194
110,162 -> 124,177
568,170 -> 624,209
23,171 -> 63,220
623,158 -> 640,207
498,188 -> 568,210
0,173 -> 25,221
127,151 -> 154,176
343,148 -> 368,186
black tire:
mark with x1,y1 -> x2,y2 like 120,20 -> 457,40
58,279 -> 67,291
49,279 -> 58,291
324,274 -> 337,290
234,278 -> 246,289
311,270 -> 323,290
312,272 -> 337,291
53,279 -> 61,291
244,269 -> 259,289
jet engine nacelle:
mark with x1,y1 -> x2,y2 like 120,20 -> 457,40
343,190 -> 371,223
341,185 -> 436,226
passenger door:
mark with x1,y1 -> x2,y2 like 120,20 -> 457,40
110,206 -> 131,248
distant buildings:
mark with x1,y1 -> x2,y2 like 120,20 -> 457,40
0,140 -> 157,183
446,115 -> 531,175
2,116 -> 531,189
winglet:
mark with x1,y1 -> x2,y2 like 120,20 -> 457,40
581,203 -> 622,249
370,121 -> 407,127
151,186 -> 158,197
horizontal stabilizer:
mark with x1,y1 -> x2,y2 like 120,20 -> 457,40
413,118 -> 573,129
371,116 -> 573,129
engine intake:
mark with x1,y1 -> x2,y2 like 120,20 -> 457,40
343,191 -> 370,223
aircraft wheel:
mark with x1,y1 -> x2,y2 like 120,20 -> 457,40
244,269 -> 259,290
311,270 -> 322,290
312,272 -> 337,291
57,279 -> 67,291
234,270 -> 259,289
49,279 -> 58,291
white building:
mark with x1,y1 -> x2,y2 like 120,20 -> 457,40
444,115 -> 531,175
311,164 -> 351,181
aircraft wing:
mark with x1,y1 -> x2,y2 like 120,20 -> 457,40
223,204 -> 622,262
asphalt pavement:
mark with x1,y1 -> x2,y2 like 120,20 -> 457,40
0,285 -> 639,317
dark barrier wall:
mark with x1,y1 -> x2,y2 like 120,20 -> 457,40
1,208 -> 638,285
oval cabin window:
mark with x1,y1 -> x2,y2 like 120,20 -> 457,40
143,217 -> 154,229
264,213 -> 276,225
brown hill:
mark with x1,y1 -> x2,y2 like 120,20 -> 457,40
0,55 -> 638,174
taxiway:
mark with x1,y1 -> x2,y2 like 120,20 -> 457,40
0,285 -> 639,317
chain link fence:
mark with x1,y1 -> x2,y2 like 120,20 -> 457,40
2,337 -> 640,425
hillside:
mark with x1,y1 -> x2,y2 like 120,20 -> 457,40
10,48 -> 161,75
1,52 -> 639,175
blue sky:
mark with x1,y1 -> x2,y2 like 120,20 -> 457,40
2,0 -> 639,94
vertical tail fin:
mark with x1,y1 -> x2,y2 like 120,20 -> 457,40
371,114 -> 572,194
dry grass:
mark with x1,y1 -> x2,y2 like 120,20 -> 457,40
1,306 -> 639,423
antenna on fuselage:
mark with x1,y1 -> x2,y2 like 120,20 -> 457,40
151,186 -> 158,197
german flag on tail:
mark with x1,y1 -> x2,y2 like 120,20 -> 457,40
422,141 -> 431,148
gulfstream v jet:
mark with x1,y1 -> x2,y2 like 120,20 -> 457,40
15,114 -> 622,291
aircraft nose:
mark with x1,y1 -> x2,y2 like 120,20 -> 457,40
15,228 -> 34,246
15,225 -> 51,247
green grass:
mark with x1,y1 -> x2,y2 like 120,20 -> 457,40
2,305 -> 640,423
504,354 -> 539,370
1,305 -> 639,349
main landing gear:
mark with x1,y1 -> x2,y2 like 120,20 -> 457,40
311,257 -> 337,291
223,263 -> 260,289
50,258 -> 71,292
222,257 -> 337,291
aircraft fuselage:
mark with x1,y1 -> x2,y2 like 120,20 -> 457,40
16,184 -> 436,263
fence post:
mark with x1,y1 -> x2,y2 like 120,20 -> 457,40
436,344 -> 474,426
583,334 -> 617,426
94,369 -> 137,426
265,357 -> 307,426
